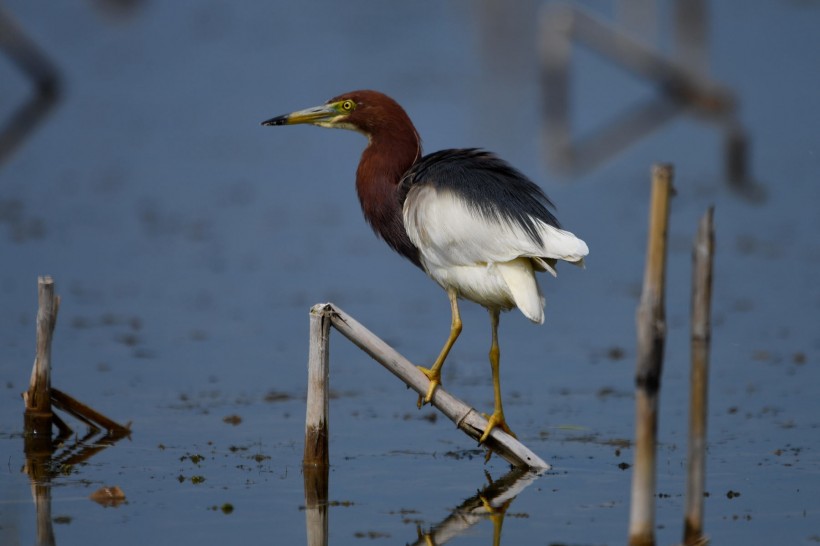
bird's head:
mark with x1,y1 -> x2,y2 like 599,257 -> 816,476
262,90 -> 415,139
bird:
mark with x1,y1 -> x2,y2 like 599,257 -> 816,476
262,90 -> 588,443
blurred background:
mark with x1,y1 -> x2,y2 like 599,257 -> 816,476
1,1 -> 818,544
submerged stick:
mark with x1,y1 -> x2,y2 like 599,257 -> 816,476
683,207 -> 714,545
24,276 -> 60,436
307,303 -> 549,470
50,388 -> 130,436
629,164 -> 673,546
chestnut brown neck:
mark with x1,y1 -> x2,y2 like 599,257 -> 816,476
355,114 -> 422,267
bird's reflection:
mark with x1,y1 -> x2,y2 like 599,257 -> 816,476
409,467 -> 543,546
303,463 -> 543,546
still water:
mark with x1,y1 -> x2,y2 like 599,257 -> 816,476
1,1 -> 818,544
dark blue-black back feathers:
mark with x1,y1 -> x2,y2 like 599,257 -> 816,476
399,149 -> 560,247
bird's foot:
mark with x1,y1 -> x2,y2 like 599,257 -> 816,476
416,366 -> 441,408
479,410 -> 517,444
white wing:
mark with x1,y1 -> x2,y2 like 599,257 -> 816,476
404,185 -> 589,270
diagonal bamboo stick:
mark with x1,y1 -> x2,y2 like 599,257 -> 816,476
304,303 -> 550,470
50,388 -> 130,436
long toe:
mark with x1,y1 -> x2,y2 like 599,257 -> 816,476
416,365 -> 441,407
479,411 -> 517,444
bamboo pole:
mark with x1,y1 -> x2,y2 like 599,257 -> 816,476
304,305 -> 331,467
24,276 -> 59,437
306,303 -> 550,470
629,164 -> 674,546
683,207 -> 714,545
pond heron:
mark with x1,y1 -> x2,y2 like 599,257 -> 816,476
262,90 -> 588,443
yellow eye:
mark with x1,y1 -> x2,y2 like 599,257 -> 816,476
341,100 -> 355,111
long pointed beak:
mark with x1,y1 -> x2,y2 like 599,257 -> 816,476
261,104 -> 337,127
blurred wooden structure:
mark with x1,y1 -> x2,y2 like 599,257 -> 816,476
540,0 -> 759,199
0,5 -> 60,165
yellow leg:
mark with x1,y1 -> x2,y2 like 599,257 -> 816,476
478,494 -> 512,546
417,288 -> 461,407
479,309 -> 517,443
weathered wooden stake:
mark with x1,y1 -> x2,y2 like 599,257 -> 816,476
683,207 -> 714,545
303,307 -> 331,545
629,164 -> 673,546
304,305 -> 331,467
24,276 -> 59,438
305,303 -> 549,470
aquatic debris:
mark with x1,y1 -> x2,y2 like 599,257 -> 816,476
89,486 -> 126,507
264,390 -> 295,403
223,414 -> 242,425
211,503 -> 234,514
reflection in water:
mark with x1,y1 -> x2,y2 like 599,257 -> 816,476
303,464 -> 329,546
301,465 -> 542,546
22,421 -> 130,546
0,5 -> 61,166
539,1 -> 762,201
23,426 -> 56,546
408,468 -> 543,546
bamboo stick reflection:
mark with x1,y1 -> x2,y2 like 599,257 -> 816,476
409,468 -> 543,546
302,463 -> 543,546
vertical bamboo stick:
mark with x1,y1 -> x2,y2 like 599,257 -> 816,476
24,276 -> 59,437
304,304 -> 331,467
629,164 -> 673,546
683,207 -> 714,545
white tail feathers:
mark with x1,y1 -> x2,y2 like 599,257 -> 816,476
497,258 -> 545,324
502,226 -> 588,324
537,224 -> 589,264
